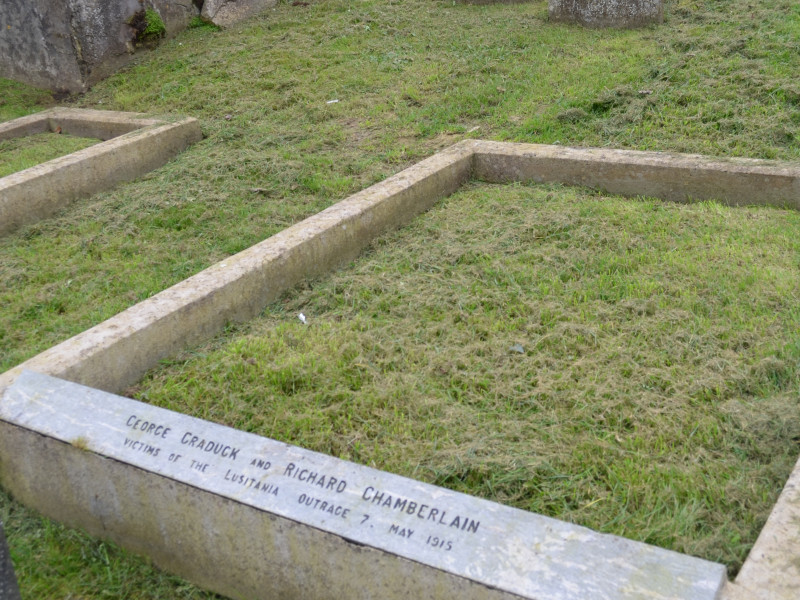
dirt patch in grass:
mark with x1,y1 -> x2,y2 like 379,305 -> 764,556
132,182 -> 800,575
0,133 -> 100,178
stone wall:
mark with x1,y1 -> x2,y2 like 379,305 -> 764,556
0,1 -> 273,95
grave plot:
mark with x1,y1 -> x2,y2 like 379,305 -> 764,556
0,132 -> 99,179
130,180 -> 800,574
0,109 -> 207,375
2,141 -> 800,599
0,108 -> 201,236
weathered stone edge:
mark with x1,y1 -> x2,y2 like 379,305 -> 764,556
0,108 -> 161,142
723,453 -> 800,599
0,111 -> 201,236
0,420 -> 522,600
472,140 -> 800,209
0,110 -> 53,140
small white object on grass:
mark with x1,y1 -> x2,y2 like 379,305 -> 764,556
326,99 -> 339,104
298,313 -> 307,324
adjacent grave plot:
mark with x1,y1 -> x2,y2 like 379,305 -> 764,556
131,181 -> 800,574
0,108 -> 202,236
0,132 -> 99,179
2,141 -> 800,599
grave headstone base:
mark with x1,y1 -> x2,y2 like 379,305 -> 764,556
548,0 -> 663,28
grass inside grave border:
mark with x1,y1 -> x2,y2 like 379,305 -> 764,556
127,180 -> 800,577
0,133 -> 101,179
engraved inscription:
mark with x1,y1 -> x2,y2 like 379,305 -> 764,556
284,462 -> 347,493
389,524 -> 414,538
224,469 -> 279,495
361,486 -> 480,534
122,437 -> 161,456
297,493 -> 350,519
125,414 -> 171,438
1,372 -> 730,600
179,431 -> 240,460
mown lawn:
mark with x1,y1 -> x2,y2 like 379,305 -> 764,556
0,133 -> 100,178
133,181 -> 800,573
1,0 -> 799,597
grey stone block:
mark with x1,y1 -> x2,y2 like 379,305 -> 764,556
202,0 -> 277,28
549,0 -> 663,28
0,0 -> 199,93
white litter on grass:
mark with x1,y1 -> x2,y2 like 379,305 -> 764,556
326,99 -> 340,104
298,313 -> 307,324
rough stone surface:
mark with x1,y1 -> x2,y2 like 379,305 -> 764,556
0,1 -> 84,93
0,522 -> 21,600
153,0 -> 201,36
0,371 -> 728,600
201,0 -> 277,28
0,1 -> 199,93
0,108 -> 163,142
731,453 -> 800,599
548,0 -> 663,28
472,141 -> 800,210
0,109 -> 202,236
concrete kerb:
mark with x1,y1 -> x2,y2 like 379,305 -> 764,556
0,108 -> 201,236
0,418 -> 524,600
472,141 -> 800,209
0,108 -> 166,142
1,140 -> 800,597
0,372 -> 727,600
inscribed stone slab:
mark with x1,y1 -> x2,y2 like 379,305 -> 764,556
0,371 -> 727,600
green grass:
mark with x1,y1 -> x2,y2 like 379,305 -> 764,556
1,0 -> 799,596
0,488 -> 217,599
132,182 -> 800,573
0,79 -> 55,122
0,133 -> 100,178
2,0 -> 799,374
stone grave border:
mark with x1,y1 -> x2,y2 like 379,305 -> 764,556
1,140 -> 799,598
0,108 -> 202,236
1,370 -> 728,600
